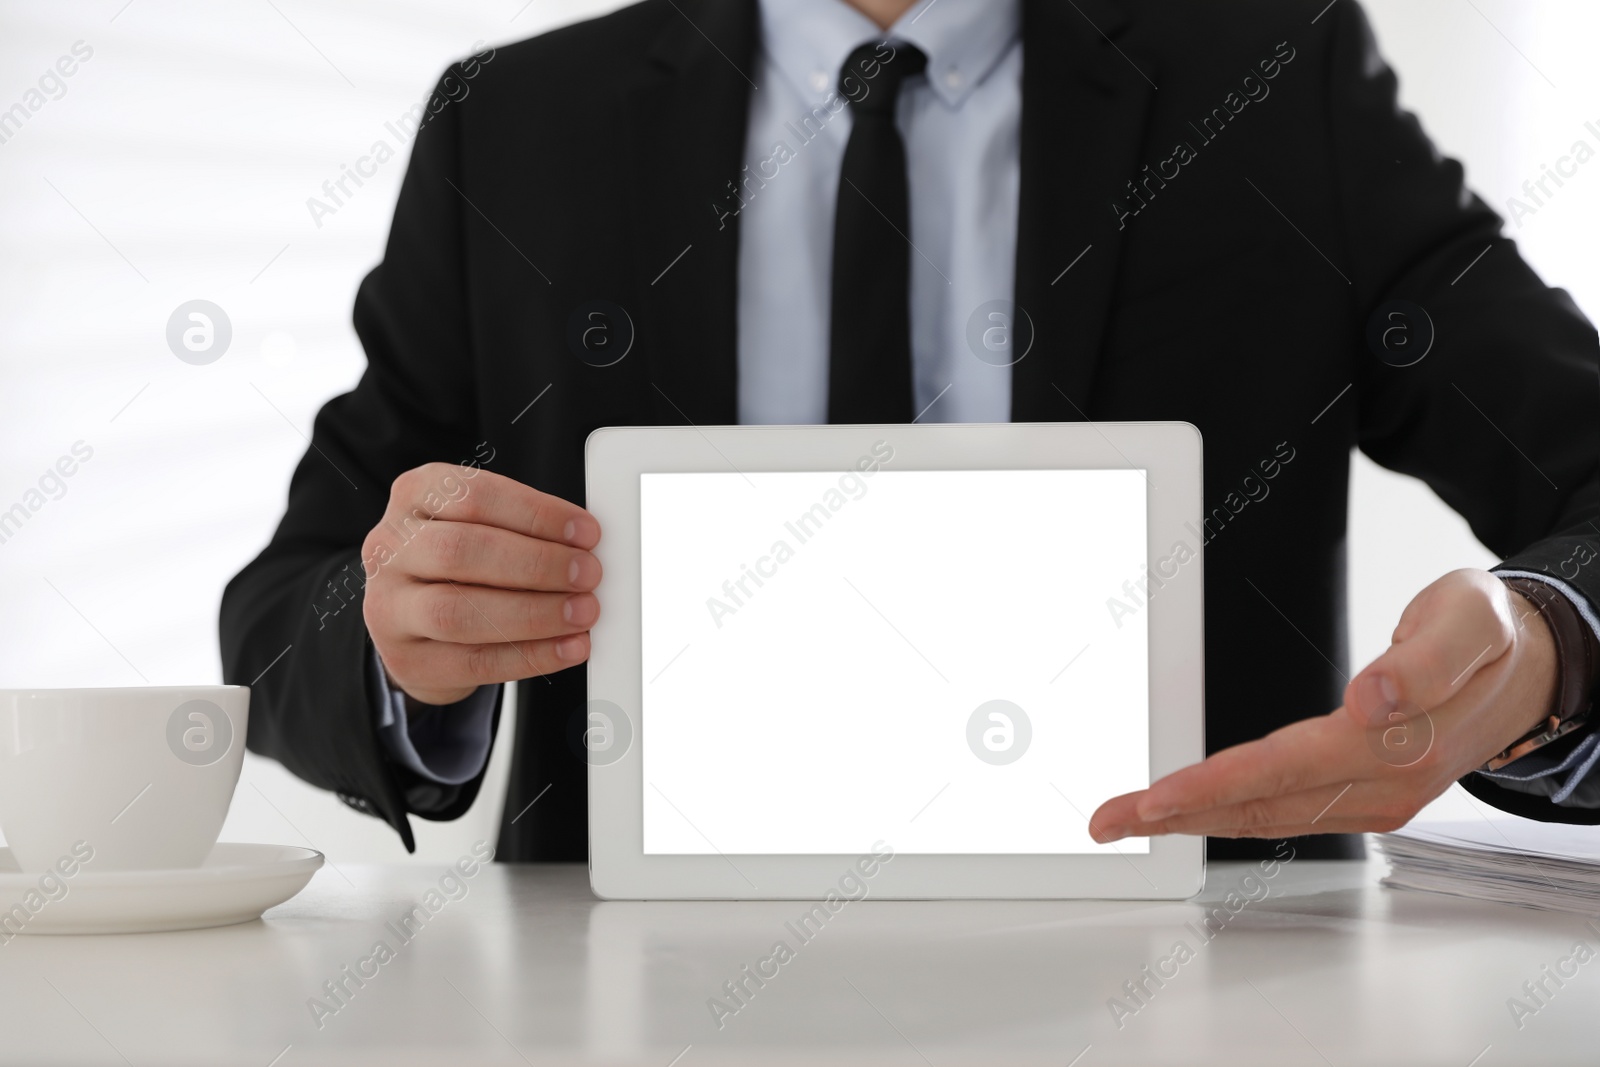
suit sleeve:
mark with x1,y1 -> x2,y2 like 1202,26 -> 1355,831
219,64 -> 501,851
1323,3 -> 1600,820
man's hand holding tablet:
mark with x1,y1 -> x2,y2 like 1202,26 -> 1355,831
360,465 -> 603,706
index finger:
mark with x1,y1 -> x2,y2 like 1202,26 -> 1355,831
1131,714 -> 1355,823
393,465 -> 599,548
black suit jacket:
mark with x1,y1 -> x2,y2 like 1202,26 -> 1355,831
220,0 -> 1600,862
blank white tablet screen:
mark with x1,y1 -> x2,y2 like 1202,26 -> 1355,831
639,466 -> 1150,855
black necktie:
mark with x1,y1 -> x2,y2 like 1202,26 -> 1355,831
827,41 -> 928,425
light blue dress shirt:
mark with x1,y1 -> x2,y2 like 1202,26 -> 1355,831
737,0 -> 1021,425
371,650 -> 491,784
377,0 -> 1600,809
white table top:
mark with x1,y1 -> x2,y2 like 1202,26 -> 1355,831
1,855 -> 1596,1066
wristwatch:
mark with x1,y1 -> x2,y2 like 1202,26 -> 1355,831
1480,576 -> 1600,772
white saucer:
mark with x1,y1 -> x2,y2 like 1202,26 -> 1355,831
0,842 -> 323,935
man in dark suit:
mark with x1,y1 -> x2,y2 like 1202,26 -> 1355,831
221,0 -> 1600,862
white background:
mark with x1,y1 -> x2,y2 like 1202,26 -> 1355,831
639,469 -> 1150,854
1,1 -> 1596,862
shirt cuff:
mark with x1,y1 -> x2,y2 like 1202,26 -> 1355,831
1478,569 -> 1600,804
1496,569 -> 1600,644
368,649 -> 496,785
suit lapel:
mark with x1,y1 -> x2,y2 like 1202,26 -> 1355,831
1011,0 -> 1155,422
624,0 -> 759,426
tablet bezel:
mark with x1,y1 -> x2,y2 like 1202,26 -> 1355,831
585,422 -> 1204,900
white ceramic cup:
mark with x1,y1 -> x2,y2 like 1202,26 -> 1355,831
0,686 -> 249,872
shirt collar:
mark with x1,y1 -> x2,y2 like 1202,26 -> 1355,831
757,0 -> 1021,110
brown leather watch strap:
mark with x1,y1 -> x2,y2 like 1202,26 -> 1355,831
1481,576 -> 1600,772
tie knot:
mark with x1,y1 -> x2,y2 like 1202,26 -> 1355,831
838,41 -> 927,117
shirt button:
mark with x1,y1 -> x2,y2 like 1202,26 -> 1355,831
810,70 -> 829,92
944,69 -> 963,89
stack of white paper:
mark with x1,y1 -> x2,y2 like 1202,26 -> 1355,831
1376,820 -> 1600,915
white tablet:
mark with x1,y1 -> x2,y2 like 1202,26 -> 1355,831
584,422 -> 1204,899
